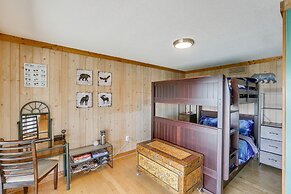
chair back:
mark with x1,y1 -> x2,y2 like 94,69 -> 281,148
0,139 -> 37,187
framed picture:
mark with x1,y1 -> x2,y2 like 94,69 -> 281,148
76,92 -> 93,108
24,63 -> 47,88
98,92 -> 112,107
98,71 -> 112,86
76,69 -> 93,85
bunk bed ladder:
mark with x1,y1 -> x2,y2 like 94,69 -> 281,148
223,78 -> 240,181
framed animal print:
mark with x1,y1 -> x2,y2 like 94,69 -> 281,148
98,92 -> 112,107
76,69 -> 93,85
98,71 -> 112,86
76,92 -> 93,108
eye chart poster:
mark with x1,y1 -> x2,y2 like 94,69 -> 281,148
24,63 -> 47,88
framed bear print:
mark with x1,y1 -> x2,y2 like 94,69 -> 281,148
76,92 -> 93,108
76,69 -> 93,85
98,71 -> 112,86
98,92 -> 112,107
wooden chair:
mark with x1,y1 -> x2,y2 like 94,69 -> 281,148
0,139 -> 58,194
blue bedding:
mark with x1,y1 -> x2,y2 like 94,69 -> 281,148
239,119 -> 254,136
238,135 -> 258,164
199,116 -> 254,137
199,116 -> 218,127
200,116 -> 257,165
238,139 -> 254,164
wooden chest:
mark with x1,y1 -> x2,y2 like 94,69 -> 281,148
137,139 -> 203,194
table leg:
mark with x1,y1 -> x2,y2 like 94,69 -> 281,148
65,143 -> 70,190
63,153 -> 67,177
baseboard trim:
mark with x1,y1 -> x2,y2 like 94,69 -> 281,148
114,149 -> 136,160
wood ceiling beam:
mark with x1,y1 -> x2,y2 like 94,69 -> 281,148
185,56 -> 282,74
0,33 -> 185,74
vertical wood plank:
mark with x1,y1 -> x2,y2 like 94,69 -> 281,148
0,41 -> 11,139
85,56 -> 94,146
68,53 -> 80,148
60,52 -> 69,133
9,43 -> 20,139
49,50 -> 62,136
19,44 -> 33,107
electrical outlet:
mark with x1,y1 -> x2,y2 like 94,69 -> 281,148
125,136 -> 130,142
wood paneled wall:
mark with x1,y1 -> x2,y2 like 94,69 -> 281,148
186,58 -> 283,123
0,37 -> 282,153
0,40 -> 183,155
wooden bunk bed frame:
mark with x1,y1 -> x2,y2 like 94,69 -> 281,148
151,75 -> 259,194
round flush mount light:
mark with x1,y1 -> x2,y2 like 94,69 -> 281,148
173,38 -> 194,49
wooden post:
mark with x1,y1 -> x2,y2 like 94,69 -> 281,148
65,143 -> 70,190
216,75 -> 224,194
151,82 -> 155,140
282,1 -> 291,193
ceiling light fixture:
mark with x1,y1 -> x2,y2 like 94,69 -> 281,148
173,38 -> 194,49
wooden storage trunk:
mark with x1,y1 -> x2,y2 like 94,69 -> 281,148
137,139 -> 203,194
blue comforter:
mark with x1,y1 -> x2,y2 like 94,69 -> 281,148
238,135 -> 258,164
200,116 -> 258,165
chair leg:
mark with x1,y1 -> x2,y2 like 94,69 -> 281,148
24,187 -> 28,194
54,164 -> 58,190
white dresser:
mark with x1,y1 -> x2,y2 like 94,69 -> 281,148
260,123 -> 282,169
259,93 -> 282,169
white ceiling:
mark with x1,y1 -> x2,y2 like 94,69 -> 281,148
0,0 -> 282,71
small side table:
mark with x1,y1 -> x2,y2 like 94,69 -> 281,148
69,143 -> 113,176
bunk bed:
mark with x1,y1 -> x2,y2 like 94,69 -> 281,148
151,75 -> 259,194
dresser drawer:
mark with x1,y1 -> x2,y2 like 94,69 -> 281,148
260,151 -> 282,169
260,138 -> 282,155
261,126 -> 282,141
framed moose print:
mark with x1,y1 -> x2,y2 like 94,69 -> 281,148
76,92 -> 93,108
98,71 -> 112,86
76,69 -> 93,85
98,92 -> 112,107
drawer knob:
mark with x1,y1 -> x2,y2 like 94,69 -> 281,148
268,158 -> 277,162
269,145 -> 278,149
269,132 -> 279,136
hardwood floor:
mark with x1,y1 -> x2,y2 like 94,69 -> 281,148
9,153 -> 281,194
